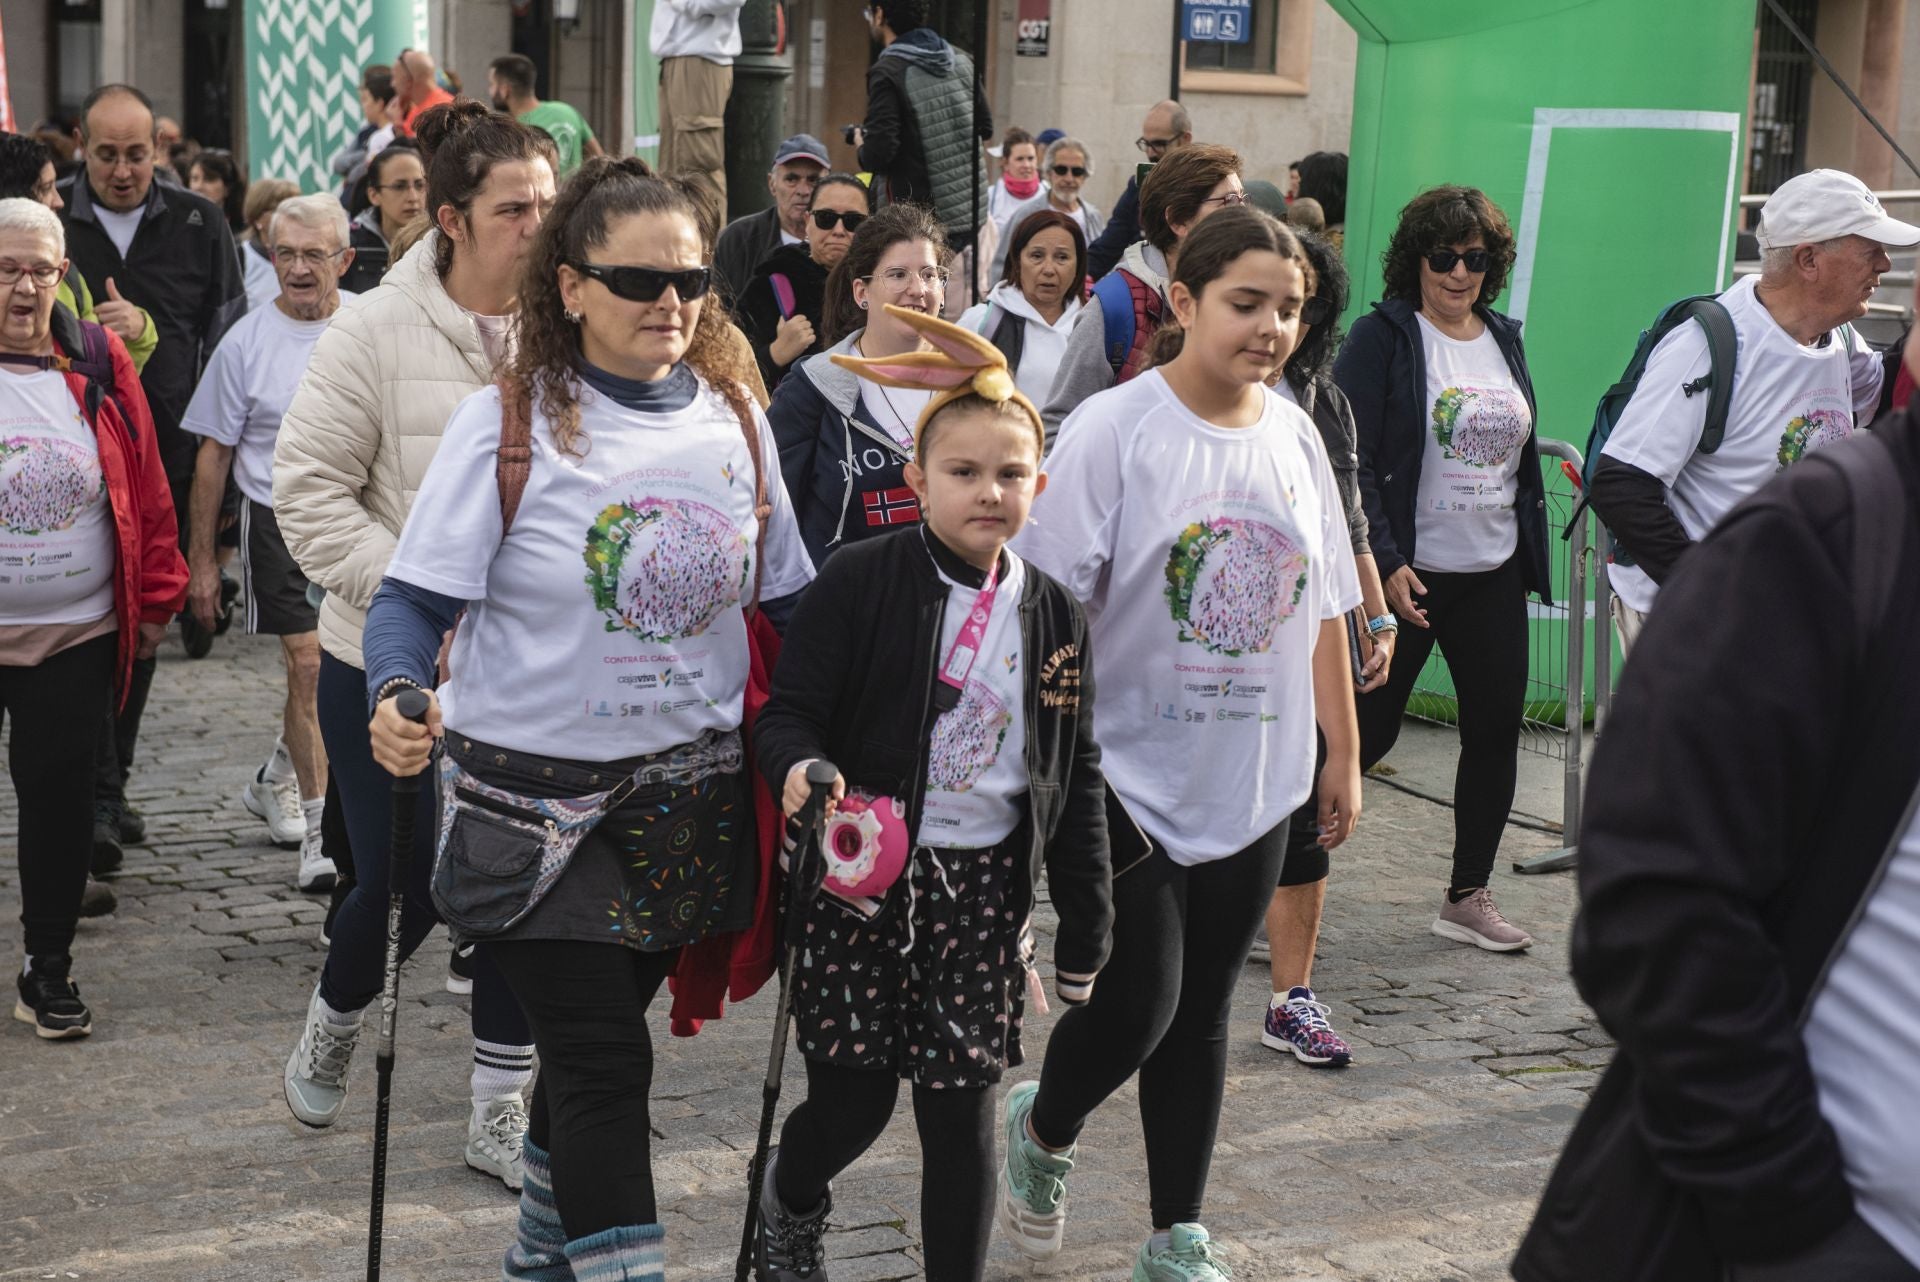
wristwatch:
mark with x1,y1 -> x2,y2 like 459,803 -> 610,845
1366,614 -> 1399,637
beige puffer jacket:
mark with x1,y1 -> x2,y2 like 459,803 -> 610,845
273,232 -> 497,668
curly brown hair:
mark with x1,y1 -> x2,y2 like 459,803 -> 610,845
506,155 -> 758,457
1380,184 -> 1517,309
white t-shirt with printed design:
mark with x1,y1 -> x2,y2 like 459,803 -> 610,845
920,549 -> 1028,850
386,376 -> 815,760
1601,275 -> 1883,615
0,371 -> 115,625
1016,371 -> 1362,865
1410,312 -> 1533,575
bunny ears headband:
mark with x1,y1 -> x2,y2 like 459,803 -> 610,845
830,305 -> 1045,453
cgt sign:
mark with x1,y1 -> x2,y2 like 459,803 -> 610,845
1017,0 -> 1051,56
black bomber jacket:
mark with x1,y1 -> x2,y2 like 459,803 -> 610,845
755,526 -> 1113,989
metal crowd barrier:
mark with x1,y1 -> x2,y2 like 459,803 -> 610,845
1398,437 -> 1611,874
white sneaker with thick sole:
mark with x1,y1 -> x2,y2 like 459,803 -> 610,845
467,1094 -> 528,1191
296,825 -> 337,893
244,771 -> 306,849
284,984 -> 362,1127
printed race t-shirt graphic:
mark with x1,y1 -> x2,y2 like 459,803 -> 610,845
1777,404 -> 1853,469
1431,384 -> 1529,469
0,434 -> 103,534
583,496 -> 749,642
1163,515 -> 1308,656
0,371 -> 116,625
920,554 -> 1028,850
926,674 -> 1015,794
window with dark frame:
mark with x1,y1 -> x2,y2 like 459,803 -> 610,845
1182,0 -> 1280,76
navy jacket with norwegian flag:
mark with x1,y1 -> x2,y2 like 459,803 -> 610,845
765,332 -> 920,570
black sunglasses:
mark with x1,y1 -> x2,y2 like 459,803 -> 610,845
1051,165 -> 1088,178
1426,248 -> 1492,275
1302,296 -> 1335,327
810,208 -> 867,232
571,262 -> 712,303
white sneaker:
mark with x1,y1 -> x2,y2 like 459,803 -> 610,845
284,984 -> 362,1128
296,825 -> 337,893
466,1094 -> 528,1190
244,770 -> 306,849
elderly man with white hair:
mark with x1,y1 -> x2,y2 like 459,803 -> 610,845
988,135 -> 1106,283
182,193 -> 355,892
0,197 -> 184,1038
1590,168 -> 1920,654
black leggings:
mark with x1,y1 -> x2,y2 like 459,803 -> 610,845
1029,798 -> 1286,1229
1279,731 -> 1331,887
489,938 -> 679,1240
775,1061 -> 995,1282
9,634 -> 115,958
1357,555 -> 1528,890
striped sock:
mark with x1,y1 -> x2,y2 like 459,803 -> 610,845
562,1224 -> 665,1282
473,1039 -> 536,1120
503,1138 -> 572,1281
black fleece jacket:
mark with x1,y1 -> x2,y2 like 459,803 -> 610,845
1514,409 -> 1920,1281
736,243 -> 829,394
755,526 -> 1113,987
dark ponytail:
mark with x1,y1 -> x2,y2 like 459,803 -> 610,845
1147,205 -> 1302,369
413,99 -> 558,278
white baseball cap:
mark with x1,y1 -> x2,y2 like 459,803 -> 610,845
1757,169 -> 1920,250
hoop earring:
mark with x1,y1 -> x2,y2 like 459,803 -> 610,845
858,299 -> 870,310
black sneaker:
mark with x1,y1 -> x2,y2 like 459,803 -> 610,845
91,810 -> 124,877
756,1147 -> 831,1281
14,956 -> 92,1039
116,805 -> 147,845
214,572 -> 240,636
78,878 -> 118,918
179,610 -> 214,659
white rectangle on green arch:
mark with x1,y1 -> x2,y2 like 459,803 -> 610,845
242,0 -> 426,194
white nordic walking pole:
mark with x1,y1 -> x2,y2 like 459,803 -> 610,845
736,759 -> 840,1282
367,686 -> 431,1282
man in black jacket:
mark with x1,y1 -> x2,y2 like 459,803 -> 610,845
1514,321 -> 1920,1280
1589,168 -> 1915,655
59,83 -> 246,850
852,0 -> 991,254
711,133 -> 829,308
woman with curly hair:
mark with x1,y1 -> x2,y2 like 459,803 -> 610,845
1333,183 -> 1550,952
361,155 -> 813,1281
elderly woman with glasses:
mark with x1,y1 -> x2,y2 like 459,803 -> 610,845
766,201 -> 948,568
1333,184 -> 1550,955
359,155 -> 812,1279
989,135 -> 1106,284
735,172 -> 870,394
0,198 -> 186,1039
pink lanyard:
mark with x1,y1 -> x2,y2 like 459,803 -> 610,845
937,558 -> 1000,702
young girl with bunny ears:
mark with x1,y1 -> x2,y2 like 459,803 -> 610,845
999,206 -> 1363,1282
752,305 -> 1114,1282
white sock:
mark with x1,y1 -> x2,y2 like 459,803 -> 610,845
301,796 -> 324,834
261,738 -> 295,784
316,991 -> 363,1028
472,1039 -> 536,1114
1148,1230 -> 1172,1253
20,955 -> 31,977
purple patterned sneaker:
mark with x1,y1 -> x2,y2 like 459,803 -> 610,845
1432,887 -> 1534,952
1261,986 -> 1352,1067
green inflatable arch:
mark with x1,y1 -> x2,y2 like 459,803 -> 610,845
1324,0 -> 1757,453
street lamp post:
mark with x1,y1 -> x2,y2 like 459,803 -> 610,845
725,0 -> 794,220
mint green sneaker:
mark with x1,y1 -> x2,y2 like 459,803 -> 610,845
1131,1224 -> 1234,1281
996,1080 -> 1074,1260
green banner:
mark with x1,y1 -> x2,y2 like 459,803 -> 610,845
632,0 -> 661,167
243,0 -> 423,193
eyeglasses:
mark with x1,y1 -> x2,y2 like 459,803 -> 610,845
1426,248 -> 1492,275
1051,165 -> 1088,179
376,179 -> 427,193
272,247 -> 348,270
1302,296 -> 1334,327
572,261 -> 713,303
1198,190 -> 1249,209
0,262 -> 62,288
1136,136 -> 1176,155
810,208 -> 866,233
861,266 -> 949,291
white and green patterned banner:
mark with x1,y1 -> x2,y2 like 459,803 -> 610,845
243,0 -> 421,193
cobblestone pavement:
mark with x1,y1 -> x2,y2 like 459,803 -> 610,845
0,635 -> 1606,1282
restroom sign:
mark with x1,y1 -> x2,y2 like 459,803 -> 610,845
1183,0 -> 1251,43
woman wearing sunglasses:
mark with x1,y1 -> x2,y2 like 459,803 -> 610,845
1333,184 -> 1550,953
274,101 -> 556,1189
959,208 -> 1087,404
360,156 -> 813,1280
989,136 -> 1105,284
736,173 -> 870,393
766,201 -> 948,568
